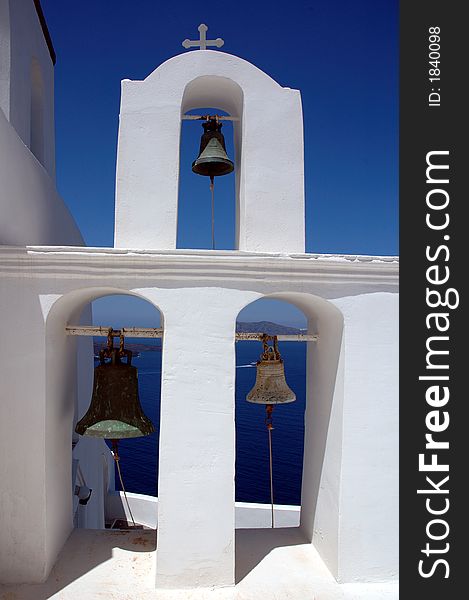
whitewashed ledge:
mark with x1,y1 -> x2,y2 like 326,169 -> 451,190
105,491 -> 300,529
0,245 -> 399,263
0,529 -> 398,600
0,246 -> 399,287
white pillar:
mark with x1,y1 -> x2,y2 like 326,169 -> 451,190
138,287 -> 258,588
0,324 -> 50,581
0,287 -> 76,582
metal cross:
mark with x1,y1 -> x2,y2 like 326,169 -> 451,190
182,24 -> 224,50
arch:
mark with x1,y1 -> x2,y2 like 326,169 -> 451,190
234,291 -> 344,578
46,287 -> 165,336
181,77 -> 243,249
177,105 -> 236,249
235,297 -> 306,506
114,51 -> 305,253
43,287 -> 164,573
181,75 -> 244,117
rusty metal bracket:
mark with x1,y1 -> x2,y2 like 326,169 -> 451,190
181,114 -> 239,122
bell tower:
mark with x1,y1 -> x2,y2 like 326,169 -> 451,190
114,26 -> 305,253
1,15 -> 399,598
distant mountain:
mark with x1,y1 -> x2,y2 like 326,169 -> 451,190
93,340 -> 161,354
236,321 -> 303,335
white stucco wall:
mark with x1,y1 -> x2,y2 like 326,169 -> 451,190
0,0 -> 56,176
0,109 -> 83,245
0,1 -> 83,247
334,293 -> 399,582
105,492 -> 300,529
114,50 -> 305,253
301,299 -> 345,578
0,1 -> 11,119
301,292 -> 399,583
0,248 -> 398,589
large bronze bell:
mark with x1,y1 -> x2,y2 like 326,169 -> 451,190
75,346 -> 154,439
192,118 -> 234,178
247,336 -> 296,405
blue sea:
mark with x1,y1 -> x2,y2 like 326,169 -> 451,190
106,341 -> 306,505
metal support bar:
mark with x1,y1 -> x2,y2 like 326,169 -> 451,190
235,332 -> 318,342
66,326 -> 164,338
181,115 -> 239,121
65,326 -> 318,342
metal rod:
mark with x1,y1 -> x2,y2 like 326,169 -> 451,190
65,326 -> 319,342
182,115 -> 239,121
268,427 -> 274,528
66,326 -> 164,338
111,440 -> 136,528
210,175 -> 215,250
266,406 -> 275,529
235,333 -> 317,342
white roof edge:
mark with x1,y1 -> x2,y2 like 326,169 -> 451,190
0,246 -> 399,264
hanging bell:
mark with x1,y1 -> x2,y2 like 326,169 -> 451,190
246,336 -> 296,405
75,348 -> 155,439
192,118 -> 234,178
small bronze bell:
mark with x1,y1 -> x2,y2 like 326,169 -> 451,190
247,336 -> 296,405
192,118 -> 234,178
75,334 -> 154,439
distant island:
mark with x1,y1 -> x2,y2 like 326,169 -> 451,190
93,321 -> 303,354
235,321 -> 303,335
93,340 -> 161,354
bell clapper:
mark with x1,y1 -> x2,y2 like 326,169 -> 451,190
265,404 -> 275,529
111,439 -> 137,528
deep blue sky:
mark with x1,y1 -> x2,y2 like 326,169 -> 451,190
41,0 -> 398,327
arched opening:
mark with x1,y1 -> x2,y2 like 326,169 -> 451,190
234,292 -> 344,582
177,76 -> 243,250
45,288 -> 164,557
85,294 -> 162,530
177,108 -> 236,249
30,57 -> 45,165
235,298 -> 307,509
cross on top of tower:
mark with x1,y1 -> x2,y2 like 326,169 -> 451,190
182,24 -> 224,50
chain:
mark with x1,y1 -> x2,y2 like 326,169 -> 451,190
261,334 -> 281,362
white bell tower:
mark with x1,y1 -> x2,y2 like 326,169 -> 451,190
0,20 -> 399,599
114,27 -> 305,253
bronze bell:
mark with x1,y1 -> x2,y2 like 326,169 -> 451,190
192,118 -> 234,178
246,336 -> 296,405
75,347 -> 155,439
